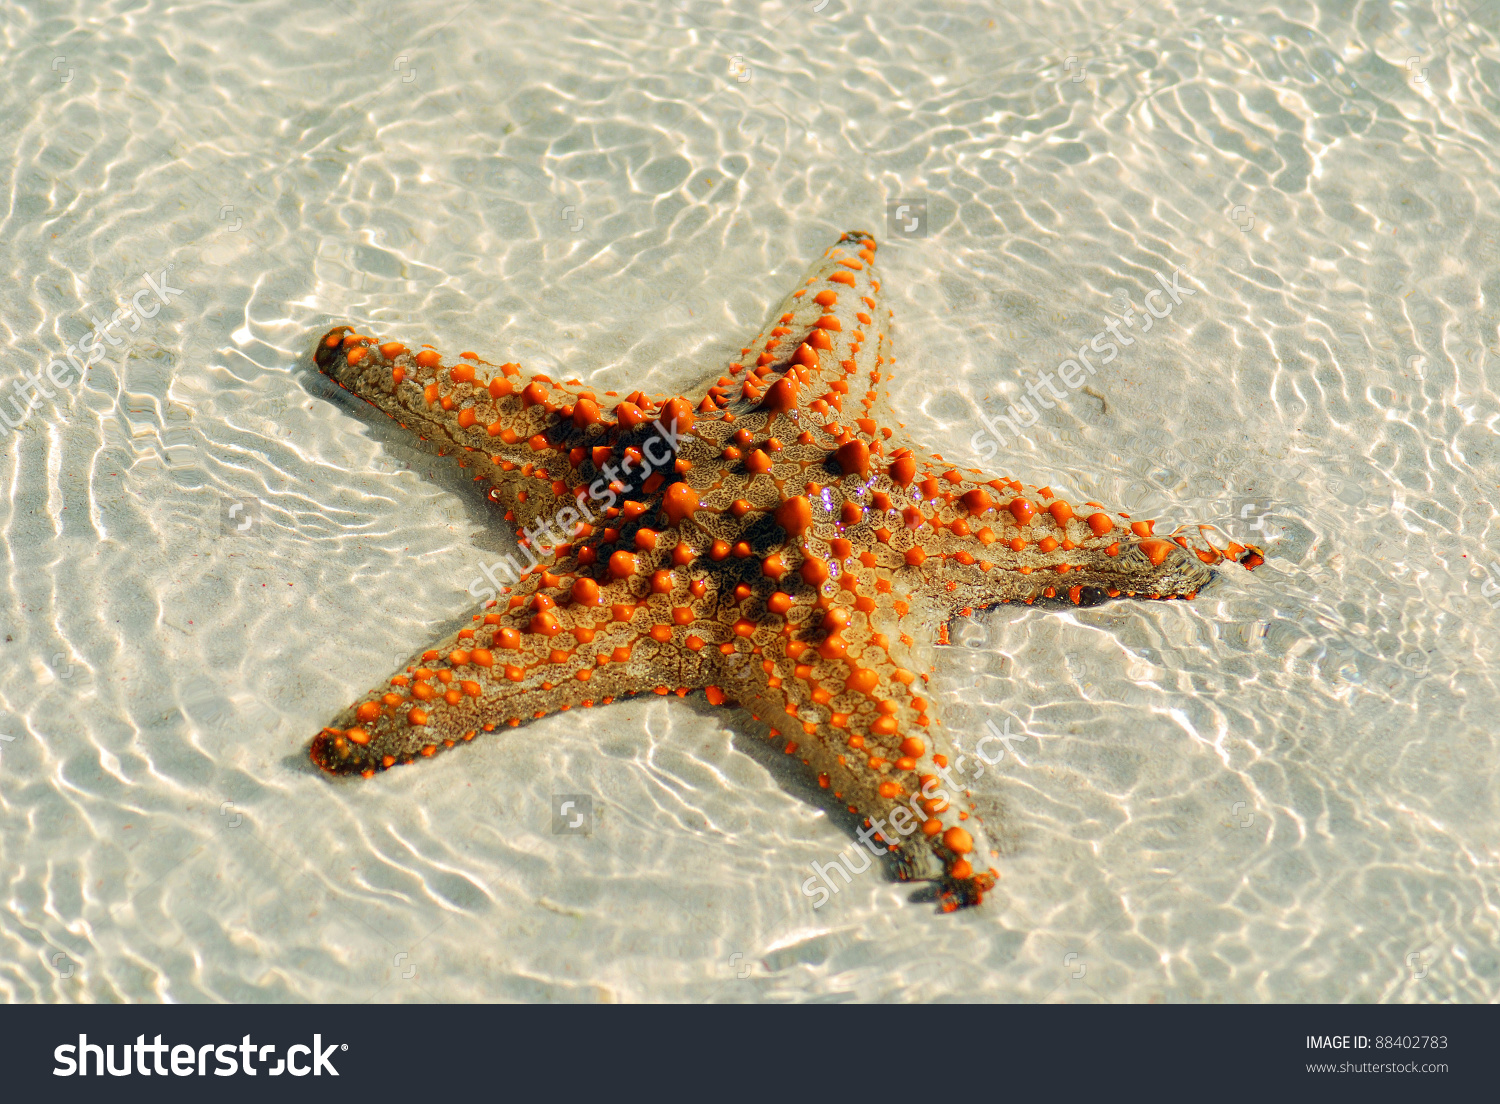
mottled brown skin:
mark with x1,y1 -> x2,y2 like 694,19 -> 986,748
306,231 -> 1259,909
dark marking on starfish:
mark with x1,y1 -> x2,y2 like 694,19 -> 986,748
304,231 -> 1261,910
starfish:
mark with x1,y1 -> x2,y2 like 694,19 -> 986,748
306,231 -> 1261,909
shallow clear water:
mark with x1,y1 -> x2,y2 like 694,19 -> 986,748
2,0 -> 1499,1002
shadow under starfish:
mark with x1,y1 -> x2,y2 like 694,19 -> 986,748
305,231 -> 1261,911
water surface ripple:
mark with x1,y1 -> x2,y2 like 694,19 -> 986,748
0,0 -> 1497,1002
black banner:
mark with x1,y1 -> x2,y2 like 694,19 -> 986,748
1,1003 -> 1488,1099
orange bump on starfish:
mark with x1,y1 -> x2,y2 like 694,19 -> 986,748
306,231 -> 1259,910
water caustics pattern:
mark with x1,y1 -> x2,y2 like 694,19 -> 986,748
0,0 -> 1498,1002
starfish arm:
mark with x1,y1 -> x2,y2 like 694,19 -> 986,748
695,231 -> 889,421
726,594 -> 998,908
845,464 -> 1262,615
313,327 -> 679,544
309,561 -> 727,775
